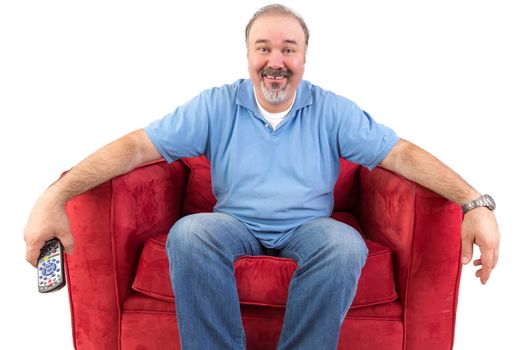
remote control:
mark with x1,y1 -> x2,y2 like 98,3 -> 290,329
37,238 -> 65,293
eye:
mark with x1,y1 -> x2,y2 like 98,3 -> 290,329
283,48 -> 295,55
256,47 -> 269,53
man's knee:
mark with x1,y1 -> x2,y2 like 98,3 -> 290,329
338,228 -> 368,269
318,220 -> 368,271
293,218 -> 367,267
167,213 -> 216,255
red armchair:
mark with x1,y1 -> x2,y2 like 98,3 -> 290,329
64,157 -> 463,349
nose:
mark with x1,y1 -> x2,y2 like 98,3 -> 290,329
267,49 -> 285,69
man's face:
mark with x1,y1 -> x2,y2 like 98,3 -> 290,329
247,14 -> 306,113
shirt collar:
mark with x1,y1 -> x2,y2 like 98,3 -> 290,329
236,79 -> 313,114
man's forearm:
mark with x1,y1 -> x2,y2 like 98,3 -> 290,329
25,129 -> 160,266
45,129 -> 160,204
381,138 -> 500,284
380,139 -> 480,206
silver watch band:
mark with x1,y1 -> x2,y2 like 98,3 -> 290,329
461,194 -> 496,214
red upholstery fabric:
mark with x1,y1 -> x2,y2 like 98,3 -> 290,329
359,167 -> 463,349
181,156 -> 216,215
65,160 -> 187,350
132,225 -> 397,308
64,158 -> 463,350
64,181 -> 118,350
121,294 -> 404,350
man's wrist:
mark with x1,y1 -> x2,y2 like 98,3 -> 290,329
40,185 -> 69,208
461,194 -> 496,214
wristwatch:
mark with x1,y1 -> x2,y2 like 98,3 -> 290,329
461,194 -> 496,214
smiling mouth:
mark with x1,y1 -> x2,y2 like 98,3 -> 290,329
265,75 -> 286,80
260,68 -> 291,81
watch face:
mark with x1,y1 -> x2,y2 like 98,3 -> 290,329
484,194 -> 496,210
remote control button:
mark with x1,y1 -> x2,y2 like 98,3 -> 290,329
42,262 -> 57,276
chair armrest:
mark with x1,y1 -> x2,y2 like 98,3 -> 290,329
358,166 -> 463,350
65,160 -> 187,350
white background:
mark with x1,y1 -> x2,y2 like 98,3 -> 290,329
1,0 -> 523,348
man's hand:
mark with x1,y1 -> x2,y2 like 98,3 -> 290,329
461,208 -> 500,284
24,192 -> 74,267
380,139 -> 501,284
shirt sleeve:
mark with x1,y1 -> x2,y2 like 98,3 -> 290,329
144,92 -> 210,163
337,98 -> 399,170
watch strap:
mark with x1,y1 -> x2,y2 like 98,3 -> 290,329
461,194 -> 496,214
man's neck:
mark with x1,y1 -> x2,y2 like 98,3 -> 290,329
254,87 -> 296,129
253,87 -> 297,113
254,90 -> 296,114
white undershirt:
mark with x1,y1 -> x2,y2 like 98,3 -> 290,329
254,89 -> 296,130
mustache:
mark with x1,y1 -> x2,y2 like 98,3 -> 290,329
259,68 -> 291,78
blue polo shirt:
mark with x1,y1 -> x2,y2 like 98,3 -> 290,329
145,79 -> 398,248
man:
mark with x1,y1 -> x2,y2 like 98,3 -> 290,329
24,4 -> 500,349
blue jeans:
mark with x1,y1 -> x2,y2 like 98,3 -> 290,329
166,213 -> 368,350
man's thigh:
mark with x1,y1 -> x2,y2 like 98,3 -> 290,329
277,217 -> 368,265
167,212 -> 266,259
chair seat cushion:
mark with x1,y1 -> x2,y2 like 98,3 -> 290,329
132,212 -> 397,309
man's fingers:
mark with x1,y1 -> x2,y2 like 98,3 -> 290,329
461,208 -> 500,284
24,193 -> 74,268
479,265 -> 493,284
26,248 -> 40,268
461,235 -> 474,265
25,231 -> 74,267
57,231 -> 74,254
493,247 -> 499,268
471,251 -> 497,284
25,238 -> 45,268
478,248 -> 496,284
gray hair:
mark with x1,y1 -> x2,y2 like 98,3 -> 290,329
245,4 -> 310,47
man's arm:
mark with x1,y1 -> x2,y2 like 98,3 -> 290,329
24,129 -> 161,267
380,138 -> 500,284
